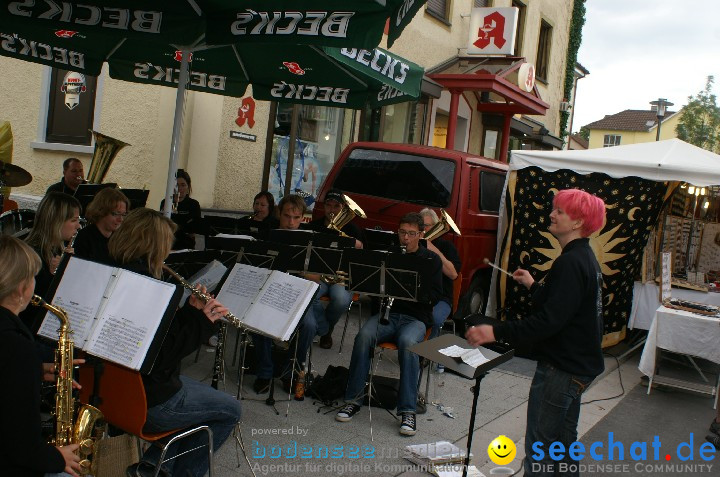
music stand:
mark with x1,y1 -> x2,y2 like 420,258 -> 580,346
203,215 -> 242,235
411,335 -> 514,477
202,215 -> 269,240
364,228 -> 398,251
164,250 -> 237,286
74,183 -> 116,213
342,249 -> 432,304
121,188 -> 149,209
268,229 -> 354,277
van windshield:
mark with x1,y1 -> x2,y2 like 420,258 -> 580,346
333,149 -> 455,207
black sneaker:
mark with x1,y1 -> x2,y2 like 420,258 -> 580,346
711,419 -> 720,436
399,412 -> 417,436
706,433 -> 720,451
335,403 -> 361,422
253,377 -> 271,394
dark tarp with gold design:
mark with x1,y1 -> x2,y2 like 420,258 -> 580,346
496,168 -> 671,347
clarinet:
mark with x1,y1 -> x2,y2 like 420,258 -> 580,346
161,266 -> 242,389
53,228 -> 80,275
161,265 -> 242,327
210,322 -> 228,389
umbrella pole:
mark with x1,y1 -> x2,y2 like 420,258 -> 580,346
163,49 -> 191,217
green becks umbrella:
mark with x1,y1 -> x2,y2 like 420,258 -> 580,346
0,0 -> 428,214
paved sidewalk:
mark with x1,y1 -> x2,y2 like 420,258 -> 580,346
171,302 -> 720,477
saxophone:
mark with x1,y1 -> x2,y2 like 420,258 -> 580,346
32,295 -> 104,476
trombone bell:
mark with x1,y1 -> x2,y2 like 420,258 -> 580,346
327,194 -> 366,234
423,209 -> 461,241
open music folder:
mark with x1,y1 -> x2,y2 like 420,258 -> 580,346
37,257 -> 182,373
215,262 -> 318,341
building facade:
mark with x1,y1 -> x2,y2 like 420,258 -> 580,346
585,108 -> 681,149
1,0 -> 577,212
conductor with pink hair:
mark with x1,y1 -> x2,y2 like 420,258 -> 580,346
466,188 -> 606,476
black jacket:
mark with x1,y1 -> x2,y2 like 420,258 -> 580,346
160,197 -> 202,250
391,246 -> 443,327
493,238 -> 604,377
426,239 -> 461,305
117,260 -> 218,407
45,178 -> 76,196
0,306 -> 65,476
73,224 -> 111,265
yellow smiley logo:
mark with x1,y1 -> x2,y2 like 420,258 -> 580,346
487,435 -> 516,466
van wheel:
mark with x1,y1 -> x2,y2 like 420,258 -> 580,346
455,274 -> 490,325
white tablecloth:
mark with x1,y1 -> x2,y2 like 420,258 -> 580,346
638,305 -> 720,377
629,281 -> 720,330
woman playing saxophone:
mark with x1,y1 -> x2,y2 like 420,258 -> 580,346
0,235 -> 82,477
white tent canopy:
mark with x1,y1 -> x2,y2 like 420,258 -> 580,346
510,139 -> 720,187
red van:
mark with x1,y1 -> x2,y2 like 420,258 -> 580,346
312,141 -> 509,320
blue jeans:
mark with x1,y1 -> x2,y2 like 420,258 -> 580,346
142,376 -> 242,476
524,362 -> 594,477
312,282 -> 352,336
251,306 -> 317,379
430,300 -> 452,339
344,313 -> 426,413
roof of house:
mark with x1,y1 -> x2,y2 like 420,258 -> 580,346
584,109 -> 677,132
569,133 -> 589,149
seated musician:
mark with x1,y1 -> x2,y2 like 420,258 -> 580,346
0,235 -> 82,477
419,208 -> 461,338
239,191 -> 279,230
303,189 -> 364,349
159,169 -> 201,250
335,213 -> 442,436
22,192 -> 82,334
107,209 -> 241,477
73,187 -> 129,264
251,194 -> 317,396
45,157 -> 85,196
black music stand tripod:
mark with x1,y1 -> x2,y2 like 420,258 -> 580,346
410,334 -> 514,477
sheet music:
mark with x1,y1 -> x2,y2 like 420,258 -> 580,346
84,270 -> 177,370
247,272 -> 318,341
180,260 -> 228,305
37,257 -> 115,347
439,345 -> 490,368
216,263 -> 272,318
214,233 -> 256,240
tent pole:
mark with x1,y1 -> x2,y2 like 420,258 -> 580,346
163,48 -> 191,217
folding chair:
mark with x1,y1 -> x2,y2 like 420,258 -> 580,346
79,362 -> 215,477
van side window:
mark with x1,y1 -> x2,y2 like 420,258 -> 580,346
479,171 -> 506,212
334,149 -> 455,207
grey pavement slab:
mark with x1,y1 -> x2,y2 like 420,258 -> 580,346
172,309 -> 719,477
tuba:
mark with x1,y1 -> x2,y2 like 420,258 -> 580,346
86,130 -> 130,184
31,295 -> 104,476
423,209 -> 461,241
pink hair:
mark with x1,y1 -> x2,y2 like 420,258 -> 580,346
553,189 -> 606,237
